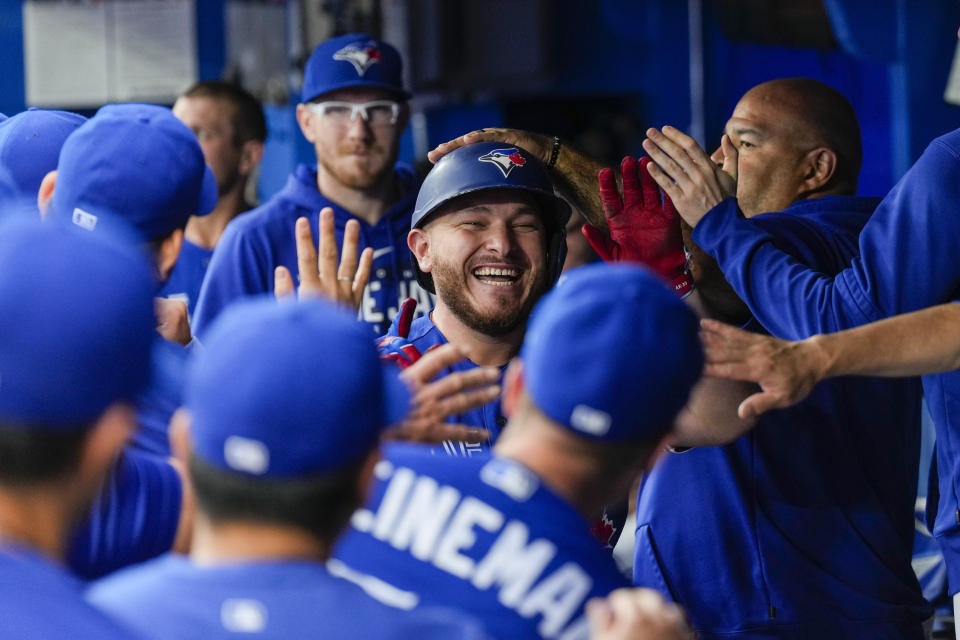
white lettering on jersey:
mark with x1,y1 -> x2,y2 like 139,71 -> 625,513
472,521 -> 557,607
362,280 -> 385,325
432,497 -> 504,578
386,476 -> 460,560
365,465 -> 595,638
519,563 -> 593,638
370,466 -> 415,539
442,440 -> 485,457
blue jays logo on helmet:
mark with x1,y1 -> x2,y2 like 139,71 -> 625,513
333,41 -> 383,76
478,148 -> 527,178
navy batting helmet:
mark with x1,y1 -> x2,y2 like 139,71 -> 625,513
410,141 -> 571,293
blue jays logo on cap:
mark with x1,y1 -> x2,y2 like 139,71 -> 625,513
333,40 -> 383,76
478,148 -> 528,178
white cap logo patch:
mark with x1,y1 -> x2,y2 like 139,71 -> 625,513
221,599 -> 267,633
570,404 -> 612,436
224,436 -> 270,475
333,41 -> 382,76
71,208 -> 98,231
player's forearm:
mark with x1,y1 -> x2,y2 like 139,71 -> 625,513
670,289 -> 758,447
811,302 -> 960,379
670,376 -> 758,447
551,143 -> 613,230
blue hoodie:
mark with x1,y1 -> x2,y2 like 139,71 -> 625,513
691,129 -> 960,594
637,196 -> 929,639
192,163 -> 433,338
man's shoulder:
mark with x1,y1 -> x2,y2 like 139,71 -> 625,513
87,553 -> 185,605
930,127 -> 960,160
91,555 -> 479,639
756,195 -> 880,224
226,189 -> 316,238
0,550 -> 138,639
749,196 -> 878,269
378,446 -> 594,531
407,314 -> 445,344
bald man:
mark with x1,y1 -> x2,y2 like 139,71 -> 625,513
633,78 -> 929,639
432,78 -> 930,638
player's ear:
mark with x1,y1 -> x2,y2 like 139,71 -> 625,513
37,170 -> 57,218
295,103 -> 318,143
394,103 -> 411,136
239,139 -> 264,177
407,229 -> 432,273
156,228 -> 184,282
76,402 -> 135,493
799,146 -> 837,194
168,408 -> 193,468
502,359 -> 525,418
355,448 -> 381,505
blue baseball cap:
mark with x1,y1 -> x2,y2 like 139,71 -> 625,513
49,103 -> 217,241
0,108 -> 86,220
302,33 -> 410,102
0,217 -> 155,426
187,298 -> 410,478
521,263 -> 703,442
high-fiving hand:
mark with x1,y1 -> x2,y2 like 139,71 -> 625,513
274,207 -> 373,311
642,127 -> 737,228
582,156 -> 692,296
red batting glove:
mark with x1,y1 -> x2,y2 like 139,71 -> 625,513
582,156 -> 693,297
376,298 -> 423,370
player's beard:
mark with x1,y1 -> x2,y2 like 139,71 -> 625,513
216,164 -> 241,197
430,256 -> 550,338
318,142 -> 394,190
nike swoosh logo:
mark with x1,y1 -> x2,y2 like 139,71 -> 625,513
372,247 -> 393,259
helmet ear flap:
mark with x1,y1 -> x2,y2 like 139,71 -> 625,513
547,224 -> 568,284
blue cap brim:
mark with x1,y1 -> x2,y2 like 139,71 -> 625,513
304,80 -> 412,104
381,364 -> 411,427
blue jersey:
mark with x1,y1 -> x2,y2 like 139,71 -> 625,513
0,545 -> 139,638
158,239 -> 213,320
334,442 -> 630,640
692,132 -> 960,593
68,448 -> 182,580
381,313 -> 507,454
637,196 -> 929,638
192,164 -> 433,338
131,337 -> 188,457
87,553 -> 485,640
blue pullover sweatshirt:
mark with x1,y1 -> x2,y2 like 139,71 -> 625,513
692,129 -> 960,593
636,196 -> 929,638
192,163 -> 433,338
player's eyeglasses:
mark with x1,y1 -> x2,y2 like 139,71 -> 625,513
306,100 -> 401,128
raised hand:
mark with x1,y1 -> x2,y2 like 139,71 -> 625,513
386,343 -> 501,444
643,126 -> 737,228
587,588 -> 695,640
582,156 -> 692,297
700,319 -> 826,418
428,128 -> 553,165
274,207 -> 373,311
155,297 -> 191,346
